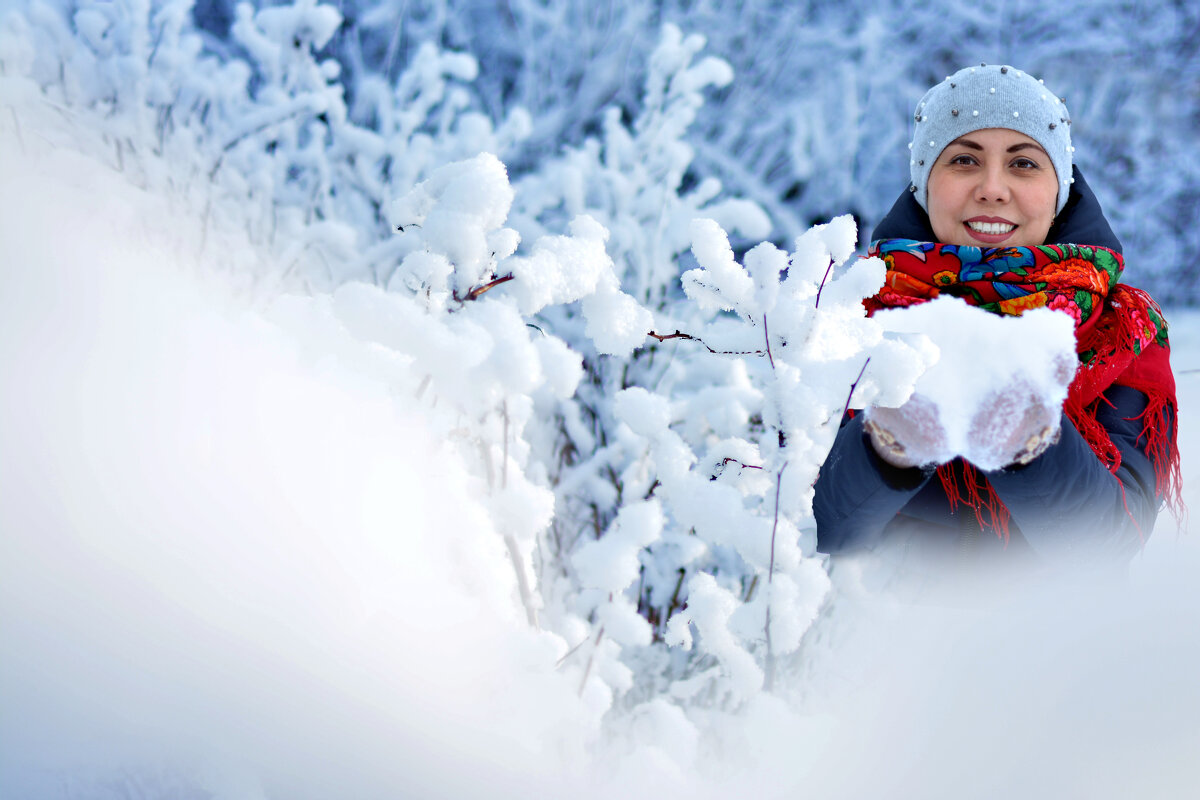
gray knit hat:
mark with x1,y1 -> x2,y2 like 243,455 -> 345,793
910,64 -> 1074,214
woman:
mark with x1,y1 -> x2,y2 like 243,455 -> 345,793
813,64 -> 1180,569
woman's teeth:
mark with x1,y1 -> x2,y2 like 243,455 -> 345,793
967,221 -> 1015,235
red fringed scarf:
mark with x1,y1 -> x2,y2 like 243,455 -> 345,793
865,239 -> 1181,540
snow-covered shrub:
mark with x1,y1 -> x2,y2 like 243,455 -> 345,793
1,0 -> 530,290
492,26 -> 934,714
0,0 -> 956,758
498,26 -> 770,702
558,212 -> 932,709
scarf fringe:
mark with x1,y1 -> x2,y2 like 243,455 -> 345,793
1139,392 -> 1185,525
937,462 -> 1012,545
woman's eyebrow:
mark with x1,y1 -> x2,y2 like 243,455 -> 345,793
946,138 -> 1049,157
1007,142 -> 1050,156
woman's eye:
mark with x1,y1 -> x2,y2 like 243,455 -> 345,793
949,154 -> 977,166
1012,157 -> 1039,169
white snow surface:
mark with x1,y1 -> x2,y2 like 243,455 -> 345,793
4,82 -> 1200,800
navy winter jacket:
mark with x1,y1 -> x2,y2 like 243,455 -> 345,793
814,168 -> 1168,563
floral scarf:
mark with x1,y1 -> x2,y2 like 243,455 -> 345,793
866,239 -> 1180,540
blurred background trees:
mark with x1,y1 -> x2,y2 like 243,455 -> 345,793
186,0 -> 1200,302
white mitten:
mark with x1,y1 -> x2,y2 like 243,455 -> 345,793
966,378 -> 1063,470
863,394 -> 952,469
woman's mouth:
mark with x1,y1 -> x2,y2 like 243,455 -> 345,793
963,217 -> 1017,243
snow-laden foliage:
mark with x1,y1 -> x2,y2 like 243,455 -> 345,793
1,0 -> 529,290
3,0 -> 911,723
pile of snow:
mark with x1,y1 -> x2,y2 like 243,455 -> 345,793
874,296 -> 1077,469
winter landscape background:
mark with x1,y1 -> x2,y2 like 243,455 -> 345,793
2,1 -> 1199,797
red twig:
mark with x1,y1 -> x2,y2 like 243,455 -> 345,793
454,273 -> 514,303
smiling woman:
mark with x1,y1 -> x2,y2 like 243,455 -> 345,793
927,129 -> 1059,248
813,64 -> 1181,577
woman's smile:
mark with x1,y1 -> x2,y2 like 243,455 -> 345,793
964,215 -> 1018,242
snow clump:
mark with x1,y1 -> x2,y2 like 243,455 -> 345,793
874,295 -> 1078,468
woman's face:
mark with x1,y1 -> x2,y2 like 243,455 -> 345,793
926,128 -> 1060,248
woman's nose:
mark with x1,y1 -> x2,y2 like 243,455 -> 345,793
975,164 -> 1012,203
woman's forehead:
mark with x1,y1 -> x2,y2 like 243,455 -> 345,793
947,128 -> 1041,147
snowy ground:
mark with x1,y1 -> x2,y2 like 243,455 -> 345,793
3,88 -> 1199,799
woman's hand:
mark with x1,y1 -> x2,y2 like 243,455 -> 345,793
966,379 -> 1062,470
863,394 -> 951,469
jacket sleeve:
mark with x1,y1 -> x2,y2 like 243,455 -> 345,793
813,415 -> 934,554
987,384 -> 1167,562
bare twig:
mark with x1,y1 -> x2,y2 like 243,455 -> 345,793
382,17 -> 404,79
841,357 -> 872,421
647,329 -> 766,357
764,607 -> 775,692
763,314 -> 776,369
555,636 -> 589,668
721,457 -> 764,471
653,567 -> 689,641
453,273 -> 514,303
578,624 -> 606,696
764,461 -> 788,692
504,534 -> 540,629
768,463 -> 787,587
217,104 -> 312,155
813,259 -> 835,308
